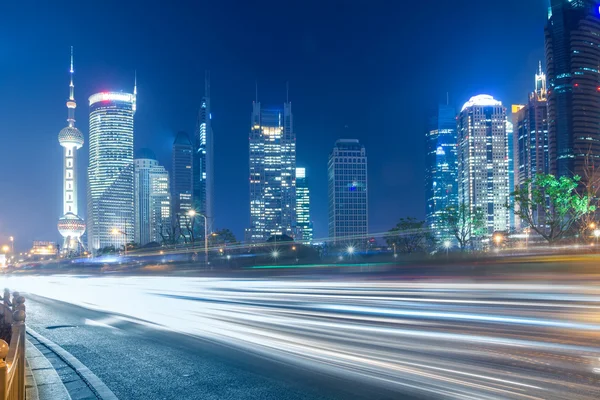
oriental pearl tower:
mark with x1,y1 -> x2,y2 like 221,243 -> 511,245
57,47 -> 85,253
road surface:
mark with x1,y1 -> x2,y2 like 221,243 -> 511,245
6,275 -> 600,399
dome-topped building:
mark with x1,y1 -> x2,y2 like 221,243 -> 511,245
57,47 -> 85,253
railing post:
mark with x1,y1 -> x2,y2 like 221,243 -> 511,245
9,294 -> 18,314
11,309 -> 25,400
0,339 -> 8,400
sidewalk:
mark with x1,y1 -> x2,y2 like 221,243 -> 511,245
25,329 -> 118,400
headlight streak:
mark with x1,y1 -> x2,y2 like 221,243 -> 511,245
8,275 -> 600,399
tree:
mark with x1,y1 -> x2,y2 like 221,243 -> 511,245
440,203 -> 485,251
510,173 -> 595,244
385,218 -> 434,254
209,229 -> 238,247
576,150 -> 600,240
158,219 -> 182,246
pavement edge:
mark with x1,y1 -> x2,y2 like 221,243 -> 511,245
27,328 -> 119,400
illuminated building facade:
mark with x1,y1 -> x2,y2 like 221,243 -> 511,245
57,48 -> 86,253
172,131 -> 194,237
134,150 -> 170,245
425,104 -> 457,241
30,241 -> 58,256
328,140 -> 368,244
546,0 -> 600,177
87,90 -> 136,252
295,167 -> 313,243
248,102 -> 296,243
513,64 -> 549,229
506,120 -> 515,230
457,95 -> 509,236
193,73 -> 213,236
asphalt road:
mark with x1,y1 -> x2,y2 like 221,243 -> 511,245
6,275 -> 600,399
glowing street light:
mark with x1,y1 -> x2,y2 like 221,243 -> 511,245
111,228 -> 128,255
347,246 -> 355,255
1,245 -> 9,253
493,234 -> 503,247
594,229 -> 600,247
271,250 -> 280,259
187,210 -> 208,265
590,222 -> 597,230
443,240 -> 451,257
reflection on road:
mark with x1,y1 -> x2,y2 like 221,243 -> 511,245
8,275 -> 600,399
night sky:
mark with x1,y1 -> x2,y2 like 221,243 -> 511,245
0,0 -> 549,250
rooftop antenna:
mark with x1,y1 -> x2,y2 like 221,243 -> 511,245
133,70 -> 137,114
286,81 -> 289,103
255,80 -> 258,103
69,46 -> 74,101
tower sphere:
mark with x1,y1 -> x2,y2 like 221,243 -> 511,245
58,126 -> 84,148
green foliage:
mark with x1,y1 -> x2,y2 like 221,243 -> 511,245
510,174 -> 595,243
209,229 -> 238,247
385,217 -> 434,254
439,203 -> 485,250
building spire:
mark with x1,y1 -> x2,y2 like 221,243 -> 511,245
133,70 -> 137,114
538,60 -> 543,76
66,46 -> 76,128
69,46 -> 74,101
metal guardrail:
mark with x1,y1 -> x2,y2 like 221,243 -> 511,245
0,289 -> 26,400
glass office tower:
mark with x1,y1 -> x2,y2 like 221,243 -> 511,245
295,167 -> 313,243
546,0 -> 600,177
457,95 -> 509,236
328,139 -> 368,244
248,102 -> 296,242
87,92 -> 135,252
425,104 -> 458,241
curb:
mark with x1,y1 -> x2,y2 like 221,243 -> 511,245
27,328 -> 118,400
25,340 -> 71,400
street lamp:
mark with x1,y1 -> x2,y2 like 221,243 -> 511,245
594,229 -> 600,247
443,240 -> 451,257
347,246 -> 355,255
111,228 -> 128,255
494,234 -> 503,247
187,210 -> 208,265
1,245 -> 9,253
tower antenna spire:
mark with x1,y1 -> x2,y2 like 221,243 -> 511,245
255,80 -> 258,103
286,81 -> 289,103
133,70 -> 137,114
69,46 -> 74,101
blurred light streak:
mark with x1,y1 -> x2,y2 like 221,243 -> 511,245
7,275 -> 600,399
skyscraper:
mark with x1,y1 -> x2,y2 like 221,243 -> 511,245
457,95 -> 509,236
134,149 -> 170,246
57,47 -> 86,253
193,73 -> 213,233
425,104 -> 458,241
248,101 -> 296,242
546,0 -> 600,178
506,120 -> 515,230
87,88 -> 136,252
172,131 -> 194,237
513,64 -> 549,229
295,167 -> 313,243
328,139 -> 368,244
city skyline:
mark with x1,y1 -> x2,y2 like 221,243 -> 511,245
0,1 -> 548,249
